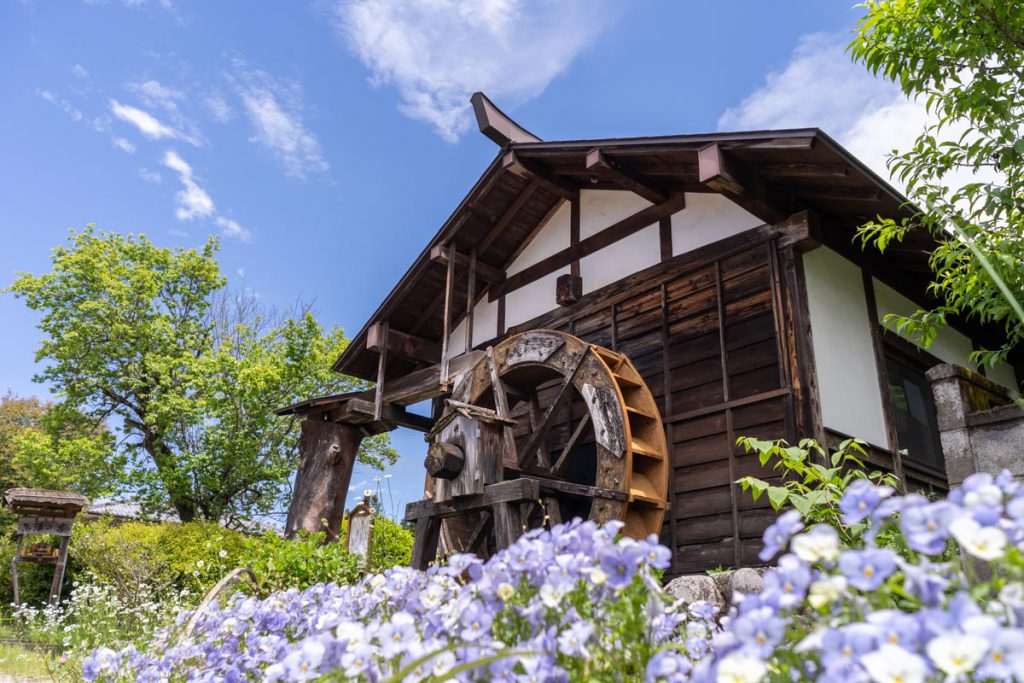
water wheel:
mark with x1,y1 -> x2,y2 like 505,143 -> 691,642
407,330 -> 669,567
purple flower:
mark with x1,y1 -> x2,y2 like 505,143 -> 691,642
761,554 -> 812,609
759,510 -> 804,561
459,600 -> 493,642
731,606 -> 785,657
640,534 -> 673,570
839,548 -> 897,591
598,543 -> 642,588
556,621 -> 594,657
899,498 -> 955,555
840,479 -> 894,525
645,650 -> 692,682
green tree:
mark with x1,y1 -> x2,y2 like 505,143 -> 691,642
850,1 -> 1024,376
6,227 -> 395,521
0,394 -> 122,498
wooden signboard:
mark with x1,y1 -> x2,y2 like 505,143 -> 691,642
346,496 -> 375,569
18,516 -> 74,537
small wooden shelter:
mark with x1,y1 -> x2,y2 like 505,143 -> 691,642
5,488 -> 89,605
281,94 -> 1019,575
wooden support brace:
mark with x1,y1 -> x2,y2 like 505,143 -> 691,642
431,245 -> 504,285
367,323 -> 441,364
516,349 -> 588,466
586,148 -> 666,204
374,322 -> 388,422
502,151 -> 578,201
698,143 -> 788,224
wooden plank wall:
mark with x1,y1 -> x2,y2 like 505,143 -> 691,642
531,235 -> 796,575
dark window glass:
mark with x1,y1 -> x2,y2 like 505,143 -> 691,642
885,355 -> 943,470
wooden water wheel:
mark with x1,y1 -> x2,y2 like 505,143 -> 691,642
406,330 -> 669,567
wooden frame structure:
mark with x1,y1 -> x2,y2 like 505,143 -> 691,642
282,93 -> 1020,574
4,488 -> 89,605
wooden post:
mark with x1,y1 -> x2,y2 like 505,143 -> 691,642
465,249 -> 477,353
285,419 -> 363,542
374,322 -> 389,422
48,536 -> 70,605
440,247 -> 457,385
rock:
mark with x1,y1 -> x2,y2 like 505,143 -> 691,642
664,574 -> 723,609
726,568 -> 765,600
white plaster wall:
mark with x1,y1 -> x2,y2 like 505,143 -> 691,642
506,201 -> 569,275
505,269 -> 569,329
804,247 -> 889,447
450,295 -> 500,353
872,278 -> 1017,390
670,192 -> 763,255
579,189 -> 651,238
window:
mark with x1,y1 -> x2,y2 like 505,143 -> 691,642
884,347 -> 943,471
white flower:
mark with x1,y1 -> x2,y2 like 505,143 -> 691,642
218,549 -> 228,558
791,525 -> 840,563
196,559 -> 205,569
949,517 -> 1007,560
496,583 -> 515,601
862,644 -> 927,683
539,582 -> 566,607
716,651 -> 767,683
587,568 -> 608,586
926,633 -> 989,676
807,576 -> 847,609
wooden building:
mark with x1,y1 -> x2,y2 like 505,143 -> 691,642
283,94 -> 1019,575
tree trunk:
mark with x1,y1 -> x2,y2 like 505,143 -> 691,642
142,430 -> 197,522
285,419 -> 362,542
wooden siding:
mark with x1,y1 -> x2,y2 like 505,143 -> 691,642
510,231 -> 798,575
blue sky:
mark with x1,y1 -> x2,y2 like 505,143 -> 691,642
1,0 -> 919,518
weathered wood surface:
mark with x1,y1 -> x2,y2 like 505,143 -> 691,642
285,419 -> 361,542
17,517 -> 74,537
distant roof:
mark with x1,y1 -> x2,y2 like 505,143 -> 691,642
332,128 -> 953,383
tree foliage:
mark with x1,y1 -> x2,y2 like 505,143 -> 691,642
6,227 -> 396,521
850,0 -> 1024,373
0,394 -> 122,499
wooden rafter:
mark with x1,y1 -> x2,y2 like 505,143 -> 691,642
478,179 -> 540,254
585,148 -> 666,204
367,322 -> 441,364
430,245 -> 504,284
698,143 -> 788,224
502,151 -> 578,201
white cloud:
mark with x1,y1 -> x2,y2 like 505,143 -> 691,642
161,150 -> 214,220
38,89 -> 83,122
215,216 -> 253,242
112,137 -> 136,153
229,61 -> 327,177
129,79 -> 184,111
236,267 -> 246,278
138,167 -> 163,184
110,99 -> 199,145
204,91 -> 233,123
168,228 -> 189,237
335,0 -> 611,142
71,64 -> 89,79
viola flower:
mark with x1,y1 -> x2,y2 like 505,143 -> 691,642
645,650 -> 692,682
949,516 -> 1008,560
840,479 -> 894,525
790,524 -> 840,564
715,650 -> 767,683
975,627 -> 1024,680
860,644 -> 927,683
640,534 -> 673,570
839,548 -> 898,591
731,606 -> 785,657
761,554 -> 811,609
557,621 -> 594,658
459,600 -> 493,642
806,575 -> 847,610
926,633 -> 989,677
598,544 -> 642,589
899,498 -> 955,555
759,509 -> 803,561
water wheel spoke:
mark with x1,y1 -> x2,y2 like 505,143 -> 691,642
527,391 -> 551,469
464,512 -> 492,555
551,412 -> 592,477
516,349 -> 588,467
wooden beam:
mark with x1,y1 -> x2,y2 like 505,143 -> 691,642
502,151 -> 578,201
659,216 -> 672,261
440,250 -> 456,385
470,92 -> 542,146
478,179 -> 540,254
490,193 -> 688,300
353,350 -> 486,407
430,245 -> 504,284
367,322 -> 441,364
773,210 -> 821,253
698,143 -> 787,224
340,398 -> 434,433
585,148 -> 666,204
405,478 -> 540,520
373,321 -> 388,421
570,196 -> 580,278
465,249 -> 476,353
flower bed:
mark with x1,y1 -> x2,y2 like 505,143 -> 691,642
85,469 -> 1024,682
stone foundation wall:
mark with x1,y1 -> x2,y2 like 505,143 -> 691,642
927,364 -> 1024,486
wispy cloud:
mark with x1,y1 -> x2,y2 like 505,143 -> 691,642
229,60 -> 327,178
128,79 -> 184,112
334,0 -> 611,142
111,136 -> 136,153
161,150 -> 214,220
717,33 -> 934,190
215,216 -> 253,243
38,89 -> 83,122
168,228 -> 189,237
138,167 -> 163,184
160,150 -> 252,241
71,64 -> 89,79
110,99 -> 200,145
204,91 -> 233,123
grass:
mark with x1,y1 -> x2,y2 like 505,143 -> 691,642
0,643 -> 54,681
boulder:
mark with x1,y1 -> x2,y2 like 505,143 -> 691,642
726,567 -> 765,600
664,574 -> 723,609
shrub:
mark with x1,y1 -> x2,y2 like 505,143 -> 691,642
242,531 -> 363,595
367,515 -> 413,570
